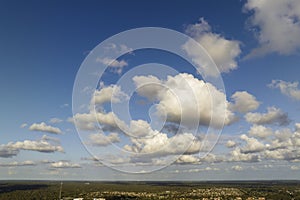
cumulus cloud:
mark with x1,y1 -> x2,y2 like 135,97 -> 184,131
88,132 -> 120,146
225,123 -> 300,164
230,147 -> 260,162
268,80 -> 300,101
226,140 -> 237,148
91,84 -> 129,105
6,139 -> 64,153
248,125 -> 273,139
0,136 -> 64,158
175,155 -> 200,164
2,138 -> 64,153
70,111 -> 127,131
29,122 -> 62,134
50,161 -> 81,168
296,123 -> 300,132
124,131 -> 202,157
245,107 -> 290,126
244,0 -> 300,58
183,18 -> 241,77
133,73 -> 236,128
240,134 -> 265,154
230,91 -> 260,113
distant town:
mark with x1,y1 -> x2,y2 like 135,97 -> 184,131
0,181 -> 299,200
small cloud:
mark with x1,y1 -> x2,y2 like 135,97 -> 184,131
49,118 -> 63,124
50,161 -> 81,169
60,104 -> 69,108
88,133 -> 120,147
96,57 -> 128,74
268,80 -> 300,101
20,123 -> 28,128
245,107 -> 290,126
291,165 -> 300,170
232,165 -> 243,171
0,161 -> 36,167
29,122 -> 62,134
226,140 -> 237,148
230,91 -> 260,113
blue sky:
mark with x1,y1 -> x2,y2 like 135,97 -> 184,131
1,0 -> 300,180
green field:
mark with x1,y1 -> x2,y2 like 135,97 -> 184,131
0,180 -> 300,200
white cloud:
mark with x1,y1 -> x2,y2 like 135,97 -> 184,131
0,161 -> 36,167
96,57 -> 128,74
269,80 -> 300,101
50,161 -> 81,168
49,118 -> 63,124
5,139 -> 64,153
70,111 -> 127,132
104,43 -> 133,54
296,123 -> 300,132
88,132 -> 120,146
230,147 -> 260,162
232,165 -> 243,171
133,73 -> 236,128
184,167 -> 220,173
245,107 -> 290,126
183,18 -> 241,77
29,122 -> 62,134
176,155 -> 200,164
20,123 -> 28,128
91,84 -> 129,105
248,125 -> 273,139
124,131 -> 202,157
226,140 -> 237,148
244,0 -> 300,57
240,134 -> 265,154
230,91 -> 260,113
291,165 -> 300,170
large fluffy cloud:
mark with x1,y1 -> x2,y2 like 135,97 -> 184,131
269,80 -> 300,101
183,18 -> 241,77
230,91 -> 260,113
245,0 -> 300,57
133,73 -> 236,128
29,122 -> 62,134
245,107 -> 290,126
